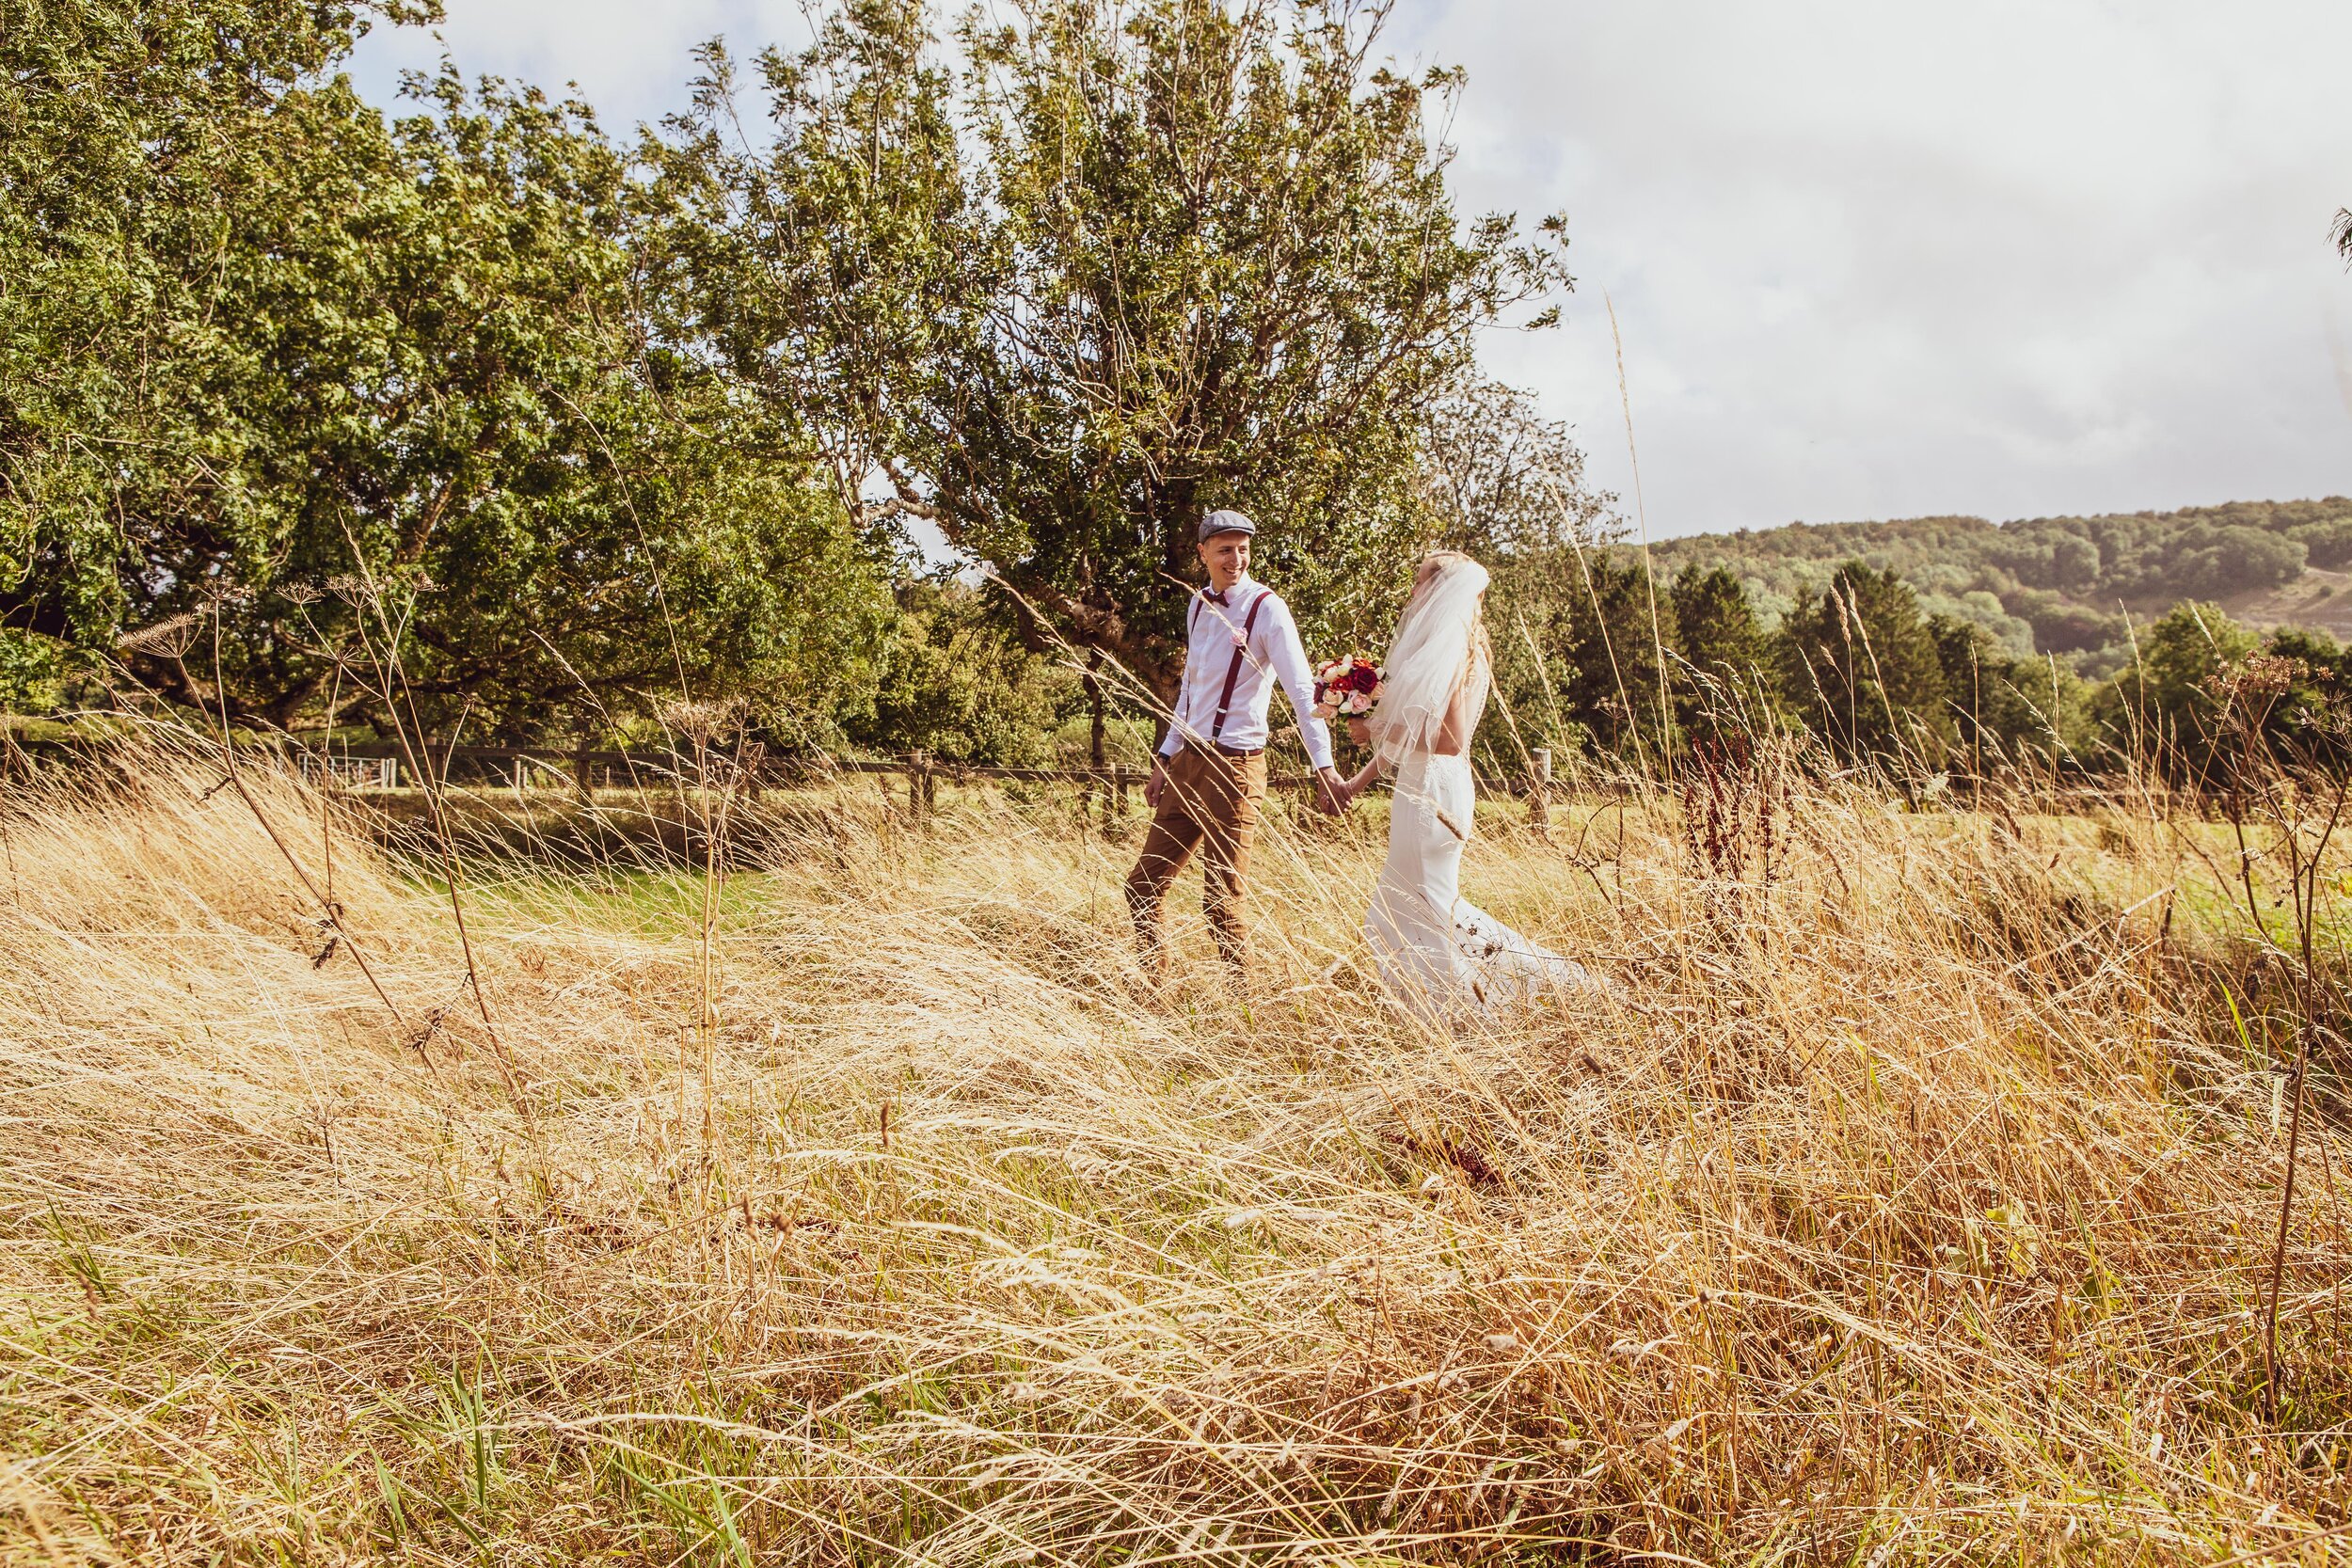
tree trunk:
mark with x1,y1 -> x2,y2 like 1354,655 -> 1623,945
1086,649 -> 1106,770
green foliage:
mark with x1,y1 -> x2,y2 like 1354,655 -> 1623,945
2289,518 -> 2352,569
1778,562 -> 1948,765
2092,601 -> 2352,779
930,0 -> 1570,698
2,0 -> 896,736
0,629 -> 67,715
2095,614 -> 2352,778
1485,546 -> 1674,763
2096,602 -> 2257,770
641,0 -> 975,532
843,580 -> 1077,767
0,0 -> 424,642
1928,615 -> 2092,771
1669,564 -> 1770,735
231,68 -> 893,741
2249,626 -> 2352,768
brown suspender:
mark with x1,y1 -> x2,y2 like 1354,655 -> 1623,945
1213,592 -> 1265,742
1191,588 -> 1266,745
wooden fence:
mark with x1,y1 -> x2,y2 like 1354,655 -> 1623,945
282,739 -> 1557,827
7,734 -> 1562,831
8,730 -> 2244,828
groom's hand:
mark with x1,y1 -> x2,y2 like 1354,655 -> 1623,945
1314,767 -> 1349,816
1144,759 -> 1168,809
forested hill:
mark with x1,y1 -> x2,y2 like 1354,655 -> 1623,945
1646,498 -> 2352,670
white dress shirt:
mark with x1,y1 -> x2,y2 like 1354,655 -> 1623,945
1159,575 -> 1335,769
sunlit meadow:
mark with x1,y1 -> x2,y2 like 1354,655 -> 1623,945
0,729 -> 2345,1564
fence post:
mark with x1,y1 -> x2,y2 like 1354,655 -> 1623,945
1529,746 -> 1553,841
1113,762 -> 1130,824
907,752 -> 933,827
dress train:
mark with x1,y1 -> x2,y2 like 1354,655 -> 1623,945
1363,751 -> 1596,1022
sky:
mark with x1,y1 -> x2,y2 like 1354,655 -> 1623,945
348,0 -> 2352,541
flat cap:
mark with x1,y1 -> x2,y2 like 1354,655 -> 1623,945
1199,509 -> 1256,541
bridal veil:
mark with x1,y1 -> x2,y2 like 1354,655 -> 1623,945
1366,553 -> 1491,765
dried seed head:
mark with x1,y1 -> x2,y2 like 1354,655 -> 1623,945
117,612 -> 202,659
660,699 -> 739,742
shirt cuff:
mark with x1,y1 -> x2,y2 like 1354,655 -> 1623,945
1300,719 -> 1335,772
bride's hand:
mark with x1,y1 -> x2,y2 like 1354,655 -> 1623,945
1311,768 -> 1350,816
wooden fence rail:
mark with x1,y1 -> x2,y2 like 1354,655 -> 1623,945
0,731 -> 2233,826
8,736 -> 1557,790
4,735 -> 1566,832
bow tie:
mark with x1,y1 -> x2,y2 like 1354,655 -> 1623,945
1204,589 -> 1231,607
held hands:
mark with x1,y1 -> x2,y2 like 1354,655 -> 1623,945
1313,767 -> 1351,816
1308,715 -> 1375,815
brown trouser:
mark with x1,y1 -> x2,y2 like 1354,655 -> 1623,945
1124,742 -> 1268,970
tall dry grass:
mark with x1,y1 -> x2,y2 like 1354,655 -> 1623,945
0,729 -> 2346,1564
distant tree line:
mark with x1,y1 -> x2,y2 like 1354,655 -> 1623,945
1474,545 -> 2352,784
1645,499 -> 2352,674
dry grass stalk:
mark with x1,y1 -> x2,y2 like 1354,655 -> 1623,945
0,727 -> 2346,1562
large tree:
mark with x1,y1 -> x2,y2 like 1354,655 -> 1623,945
663,0 -> 1574,707
1,0 -> 422,660
3,0 -> 895,737
941,0 -> 1571,697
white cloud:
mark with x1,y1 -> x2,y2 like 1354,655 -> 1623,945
1406,0 -> 2352,533
348,0 -> 2352,537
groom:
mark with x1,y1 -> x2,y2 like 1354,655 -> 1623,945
1125,510 -> 1350,974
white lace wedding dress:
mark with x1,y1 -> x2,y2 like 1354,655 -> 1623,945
1363,749 -> 1597,1023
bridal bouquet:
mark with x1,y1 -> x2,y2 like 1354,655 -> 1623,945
1313,654 -> 1383,720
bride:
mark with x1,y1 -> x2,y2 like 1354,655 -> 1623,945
1339,551 -> 1597,1022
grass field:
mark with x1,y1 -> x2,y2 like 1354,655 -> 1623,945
1,733 -> 2347,1564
